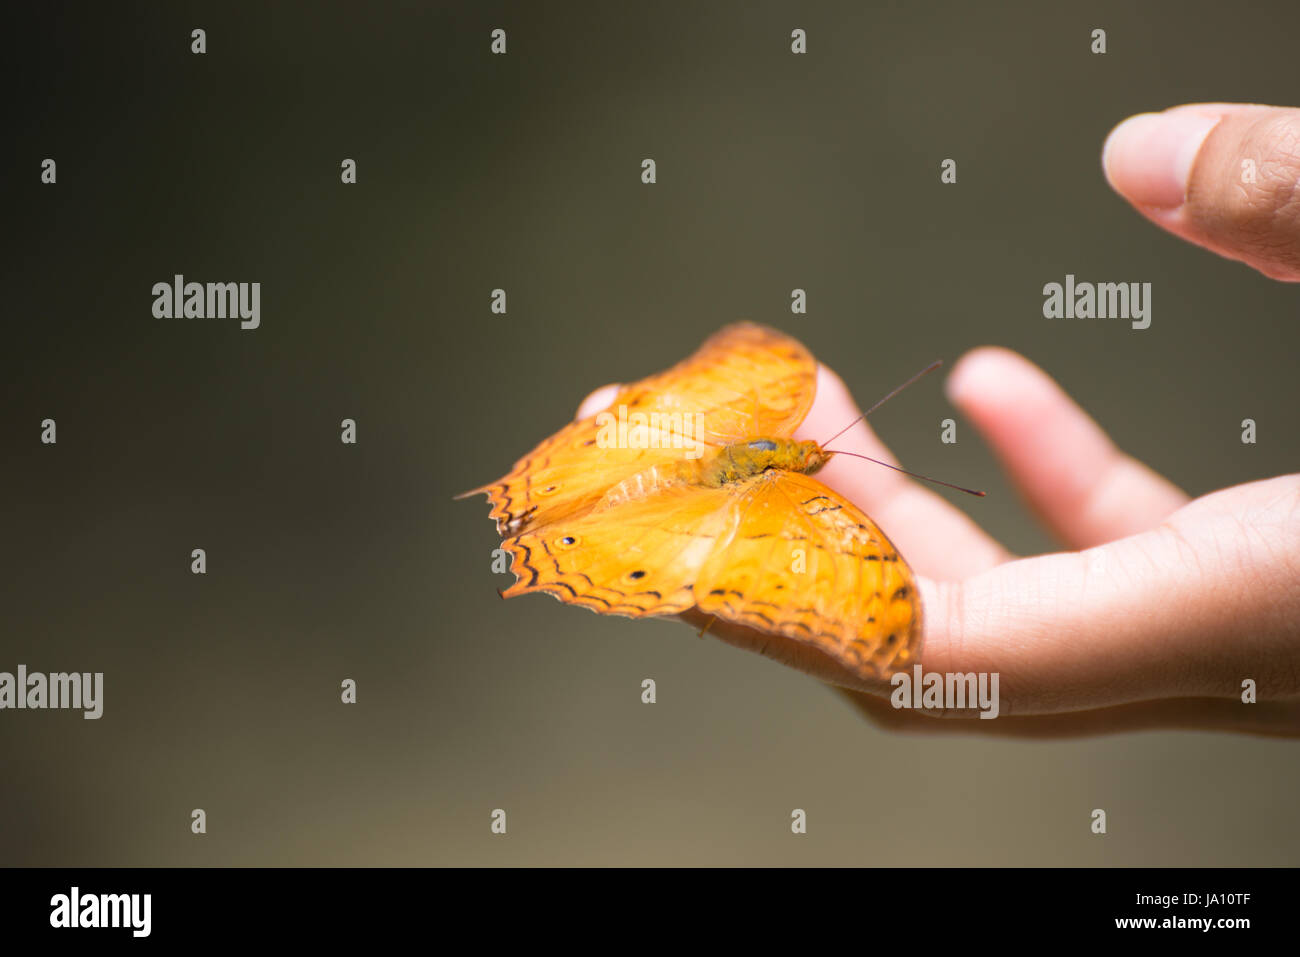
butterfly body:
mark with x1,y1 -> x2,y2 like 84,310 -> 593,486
696,438 -> 830,488
461,323 -> 921,677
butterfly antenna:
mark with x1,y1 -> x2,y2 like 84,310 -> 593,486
818,359 -> 944,448
822,449 -> 985,497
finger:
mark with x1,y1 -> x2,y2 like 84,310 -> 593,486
575,383 -> 620,420
835,688 -> 1300,738
1103,103 -> 1300,281
795,364 -> 1012,580
685,605 -> 1300,736
946,347 -> 1188,550
918,476 -> 1300,714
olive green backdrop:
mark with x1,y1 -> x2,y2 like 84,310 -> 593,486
3,0 -> 1297,866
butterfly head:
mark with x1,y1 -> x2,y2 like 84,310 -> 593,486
795,440 -> 832,475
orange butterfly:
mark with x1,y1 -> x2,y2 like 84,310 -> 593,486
458,322 -> 920,677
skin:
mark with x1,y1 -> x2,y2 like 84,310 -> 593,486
577,103 -> 1300,737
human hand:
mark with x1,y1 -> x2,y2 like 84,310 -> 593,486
572,102 -> 1300,736
581,355 -> 1299,737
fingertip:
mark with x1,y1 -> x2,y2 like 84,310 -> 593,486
1102,109 -> 1222,210
805,363 -> 858,424
575,383 -> 621,420
945,346 -> 1028,409
814,362 -> 852,403
797,363 -> 863,443
945,348 -> 1089,463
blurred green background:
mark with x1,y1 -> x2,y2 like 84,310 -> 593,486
3,0 -> 1298,866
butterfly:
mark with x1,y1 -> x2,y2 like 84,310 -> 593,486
458,322 -> 921,677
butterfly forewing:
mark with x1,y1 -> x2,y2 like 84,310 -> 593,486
618,322 -> 818,444
463,322 -> 818,538
500,484 -> 739,617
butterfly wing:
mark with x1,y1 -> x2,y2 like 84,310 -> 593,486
694,471 -> 921,676
460,322 -> 818,537
617,321 -> 818,444
500,484 -> 739,617
457,415 -> 680,537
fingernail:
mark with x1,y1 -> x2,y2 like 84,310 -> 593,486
1102,111 -> 1221,209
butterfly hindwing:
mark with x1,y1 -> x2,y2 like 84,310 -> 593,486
695,471 -> 920,676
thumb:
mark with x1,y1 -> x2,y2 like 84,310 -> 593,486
920,476 -> 1300,715
1103,103 -> 1300,281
